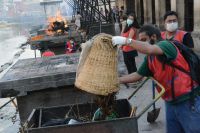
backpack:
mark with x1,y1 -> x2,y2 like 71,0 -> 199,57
168,40 -> 200,85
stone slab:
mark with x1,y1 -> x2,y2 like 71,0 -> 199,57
0,54 -> 80,98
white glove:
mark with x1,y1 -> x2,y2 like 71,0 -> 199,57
112,36 -> 132,46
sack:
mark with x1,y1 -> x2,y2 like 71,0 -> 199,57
169,40 -> 200,85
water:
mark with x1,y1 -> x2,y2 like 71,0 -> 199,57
0,23 -> 41,133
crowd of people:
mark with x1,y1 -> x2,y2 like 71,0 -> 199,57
112,10 -> 200,133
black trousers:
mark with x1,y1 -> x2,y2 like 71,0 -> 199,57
123,50 -> 138,74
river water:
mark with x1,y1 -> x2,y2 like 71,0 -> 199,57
0,23 -> 41,133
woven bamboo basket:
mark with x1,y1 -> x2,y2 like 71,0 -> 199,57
75,33 -> 119,96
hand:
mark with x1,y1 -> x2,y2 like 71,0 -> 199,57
112,36 -> 132,46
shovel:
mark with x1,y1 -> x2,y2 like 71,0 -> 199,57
147,81 -> 160,123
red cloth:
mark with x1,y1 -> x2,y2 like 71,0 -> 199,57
65,41 -> 77,54
121,28 -> 137,52
42,51 -> 55,57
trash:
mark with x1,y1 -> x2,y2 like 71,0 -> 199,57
68,119 -> 81,125
42,118 -> 70,127
92,108 -> 119,121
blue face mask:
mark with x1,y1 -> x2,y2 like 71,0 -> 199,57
127,19 -> 133,26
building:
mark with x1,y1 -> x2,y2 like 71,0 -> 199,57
116,0 -> 200,52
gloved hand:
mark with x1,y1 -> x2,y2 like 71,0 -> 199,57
112,36 -> 132,46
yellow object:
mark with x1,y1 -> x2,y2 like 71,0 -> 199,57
75,33 -> 119,96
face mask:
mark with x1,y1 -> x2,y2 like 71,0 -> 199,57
127,19 -> 133,26
149,39 -> 155,45
166,22 -> 178,32
70,40 -> 74,43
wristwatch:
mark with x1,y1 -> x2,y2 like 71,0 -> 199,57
126,38 -> 133,45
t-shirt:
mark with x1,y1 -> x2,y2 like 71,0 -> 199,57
137,40 -> 177,76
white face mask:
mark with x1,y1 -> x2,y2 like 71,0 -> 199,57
166,22 -> 178,32
127,19 -> 133,26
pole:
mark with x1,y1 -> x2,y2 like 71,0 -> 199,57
0,97 -> 16,110
34,50 -> 36,58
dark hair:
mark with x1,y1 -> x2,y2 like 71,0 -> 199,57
69,37 -> 74,40
122,14 -> 127,20
163,11 -> 178,21
123,13 -> 140,33
139,24 -> 162,41
77,11 -> 80,14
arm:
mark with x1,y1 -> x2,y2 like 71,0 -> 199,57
120,72 -> 144,84
129,40 -> 163,55
112,36 -> 165,55
128,28 -> 135,39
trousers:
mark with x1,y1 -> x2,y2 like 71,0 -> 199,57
166,96 -> 200,133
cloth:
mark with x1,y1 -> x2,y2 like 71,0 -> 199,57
92,108 -> 118,121
123,51 -> 138,74
137,40 -> 198,102
183,33 -> 194,48
165,96 -> 200,133
161,30 -> 194,48
137,40 -> 177,77
65,41 -> 77,54
121,28 -> 137,52
75,14 -> 81,27
42,51 -> 55,57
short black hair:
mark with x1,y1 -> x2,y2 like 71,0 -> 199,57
164,11 -> 178,21
139,24 -> 162,41
122,14 -> 127,20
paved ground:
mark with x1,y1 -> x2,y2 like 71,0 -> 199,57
115,23 -> 166,133
116,52 -> 166,133
0,23 -> 166,133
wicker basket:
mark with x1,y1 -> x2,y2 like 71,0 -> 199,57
75,33 -> 119,96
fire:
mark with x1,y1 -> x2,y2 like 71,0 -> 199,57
46,10 -> 68,36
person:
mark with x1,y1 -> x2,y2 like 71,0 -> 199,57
112,24 -> 200,133
42,49 -> 55,57
112,6 -> 117,22
100,8 -> 104,16
119,6 -> 126,19
121,13 -> 140,75
65,37 -> 77,54
115,6 -> 120,23
120,14 -> 127,34
75,11 -> 82,31
162,11 -> 194,48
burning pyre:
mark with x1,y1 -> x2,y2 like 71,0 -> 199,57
46,10 -> 69,36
